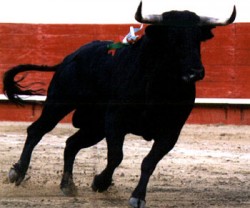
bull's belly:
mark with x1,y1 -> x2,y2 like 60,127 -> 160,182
125,102 -> 194,141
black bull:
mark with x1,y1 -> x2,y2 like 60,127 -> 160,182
3,2 -> 236,208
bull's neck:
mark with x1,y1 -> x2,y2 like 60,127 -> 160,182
140,36 -> 177,75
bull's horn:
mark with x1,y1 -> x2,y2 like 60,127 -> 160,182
135,1 -> 163,24
135,1 -> 236,26
199,5 -> 236,26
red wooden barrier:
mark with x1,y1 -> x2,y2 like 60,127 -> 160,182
1,23 -> 250,124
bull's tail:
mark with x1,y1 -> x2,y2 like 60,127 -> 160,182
3,64 -> 57,105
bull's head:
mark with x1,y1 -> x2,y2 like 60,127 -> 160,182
135,1 -> 236,82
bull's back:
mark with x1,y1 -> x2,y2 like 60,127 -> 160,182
47,41 -> 114,102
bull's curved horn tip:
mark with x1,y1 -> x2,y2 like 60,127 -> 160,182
227,5 -> 236,24
135,1 -> 143,22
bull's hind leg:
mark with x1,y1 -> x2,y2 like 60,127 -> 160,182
60,129 -> 104,196
9,103 -> 73,186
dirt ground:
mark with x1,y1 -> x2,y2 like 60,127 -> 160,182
0,122 -> 249,208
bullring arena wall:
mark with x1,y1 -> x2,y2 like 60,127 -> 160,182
0,0 -> 250,125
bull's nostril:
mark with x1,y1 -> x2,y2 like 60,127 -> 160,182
181,68 -> 205,83
181,75 -> 191,83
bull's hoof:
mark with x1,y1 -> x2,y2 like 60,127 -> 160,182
61,183 -> 77,196
91,175 -> 112,192
129,197 -> 146,208
8,164 -> 25,186
60,173 -> 77,196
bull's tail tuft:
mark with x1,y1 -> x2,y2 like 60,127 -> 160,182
3,64 -> 57,105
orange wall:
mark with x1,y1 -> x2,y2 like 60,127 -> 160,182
1,23 -> 250,124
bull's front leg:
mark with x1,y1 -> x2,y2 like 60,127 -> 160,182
129,134 -> 179,208
92,108 -> 125,192
92,135 -> 125,192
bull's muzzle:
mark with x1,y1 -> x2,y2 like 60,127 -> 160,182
181,67 -> 205,83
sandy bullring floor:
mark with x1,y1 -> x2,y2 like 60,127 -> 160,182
0,122 -> 249,207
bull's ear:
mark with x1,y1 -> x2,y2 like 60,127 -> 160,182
200,26 -> 215,41
145,25 -> 165,39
